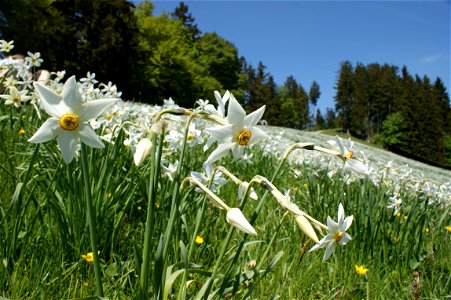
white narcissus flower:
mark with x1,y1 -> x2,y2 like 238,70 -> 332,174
28,76 -> 117,164
309,203 -> 353,262
0,40 -> 14,52
134,138 -> 153,167
205,94 -> 267,164
328,136 -> 370,175
387,196 -> 402,216
226,207 -> 257,235
0,86 -> 31,107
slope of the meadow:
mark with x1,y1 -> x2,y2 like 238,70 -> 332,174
262,126 -> 451,185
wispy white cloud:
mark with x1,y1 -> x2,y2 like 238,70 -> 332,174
420,53 -> 449,64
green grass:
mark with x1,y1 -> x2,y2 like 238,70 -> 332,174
1,92 -> 450,299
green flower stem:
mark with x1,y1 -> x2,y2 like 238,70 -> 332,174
80,144 -> 104,297
200,226 -> 235,299
177,176 -> 213,300
156,115 -> 195,299
139,132 -> 158,300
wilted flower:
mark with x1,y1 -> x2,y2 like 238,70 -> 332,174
28,76 -> 117,163
309,203 -> 353,262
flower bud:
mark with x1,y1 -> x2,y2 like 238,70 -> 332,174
226,208 -> 257,235
134,138 -> 153,166
295,214 -> 319,243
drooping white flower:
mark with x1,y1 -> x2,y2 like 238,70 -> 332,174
309,203 -> 353,262
28,76 -> 117,164
205,94 -> 267,164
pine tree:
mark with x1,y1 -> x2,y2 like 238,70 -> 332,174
171,1 -> 201,39
335,61 -> 354,134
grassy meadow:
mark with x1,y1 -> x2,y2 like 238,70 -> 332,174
1,54 -> 450,299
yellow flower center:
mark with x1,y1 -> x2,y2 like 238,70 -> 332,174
12,97 -> 20,104
59,113 -> 79,131
334,231 -> 344,243
187,133 -> 195,141
237,129 -> 252,146
345,151 -> 353,159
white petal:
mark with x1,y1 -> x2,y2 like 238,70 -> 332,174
61,76 -> 82,113
205,124 -> 234,143
231,144 -> 244,160
338,232 -> 352,245
33,82 -> 65,118
326,216 -> 339,234
226,208 -> 257,235
57,131 -> 78,164
309,235 -> 328,252
323,242 -> 336,262
206,142 -> 235,164
244,105 -> 265,127
338,203 -> 344,224
335,136 -> 346,155
226,94 -> 245,127
28,118 -> 61,143
78,124 -> 104,148
346,159 -> 369,175
79,98 -> 118,122
248,126 -> 267,144
341,215 -> 354,232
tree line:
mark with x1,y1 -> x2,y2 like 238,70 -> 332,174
335,61 -> 450,167
1,0 -> 449,167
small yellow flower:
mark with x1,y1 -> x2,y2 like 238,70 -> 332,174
396,212 -> 401,217
81,251 -> 100,263
425,227 -> 429,233
303,183 -> 308,189
446,226 -> 451,232
195,235 -> 204,245
355,265 -> 368,276
403,215 -> 408,221
155,202 -> 160,209
18,129 -> 25,135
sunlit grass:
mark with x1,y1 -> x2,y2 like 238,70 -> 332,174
0,57 -> 450,299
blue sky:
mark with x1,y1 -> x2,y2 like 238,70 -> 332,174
151,0 -> 450,113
